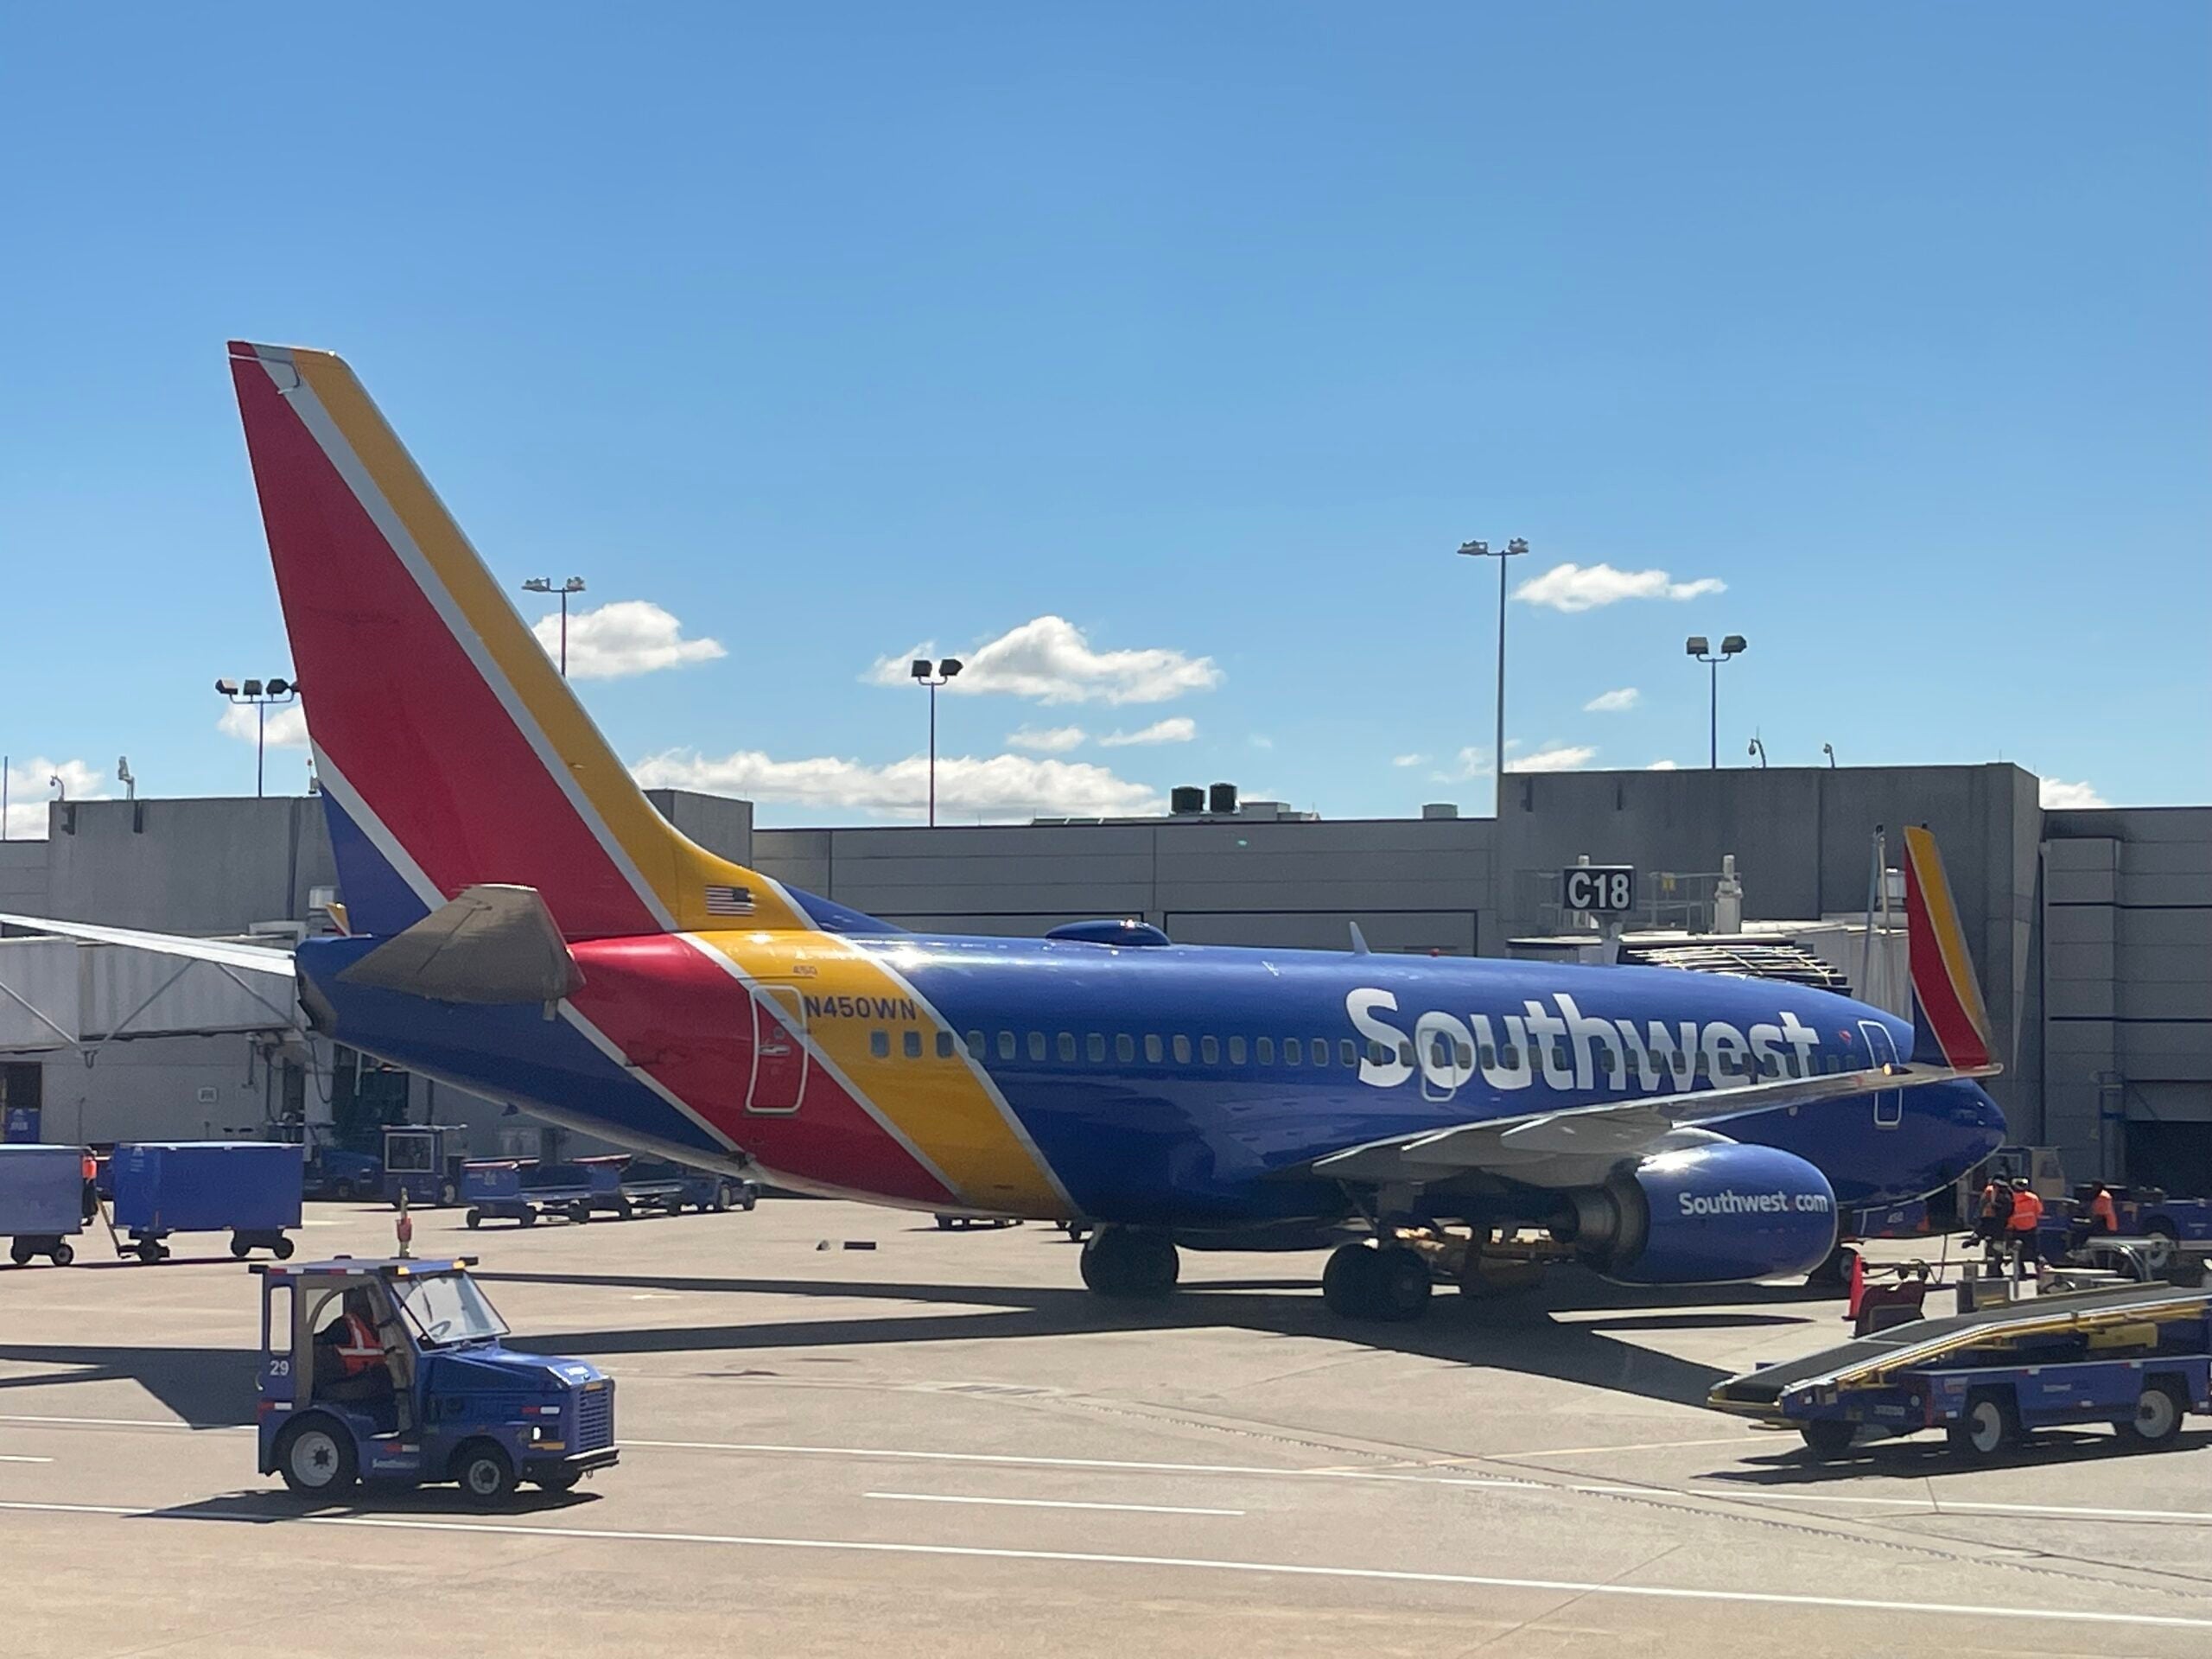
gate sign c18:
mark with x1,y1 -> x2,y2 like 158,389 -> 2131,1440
1563,865 -> 1635,914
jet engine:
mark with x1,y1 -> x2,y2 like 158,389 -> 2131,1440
1556,1142 -> 1838,1285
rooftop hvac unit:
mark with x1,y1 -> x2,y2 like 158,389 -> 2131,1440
1169,786 -> 1205,815
1422,803 -> 1459,820
1208,781 -> 1238,816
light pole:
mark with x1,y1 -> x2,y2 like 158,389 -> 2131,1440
1684,634 -> 1745,770
216,676 -> 299,798
1747,734 -> 1766,768
909,657 -> 963,826
523,576 -> 587,677
1456,537 -> 1527,811
1822,742 -> 1837,769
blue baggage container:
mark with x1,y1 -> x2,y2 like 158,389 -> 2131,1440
111,1141 -> 303,1263
0,1145 -> 86,1266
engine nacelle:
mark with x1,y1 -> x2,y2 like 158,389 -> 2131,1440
1560,1143 -> 1838,1285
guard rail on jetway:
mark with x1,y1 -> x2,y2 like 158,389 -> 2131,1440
0,934 -> 302,1053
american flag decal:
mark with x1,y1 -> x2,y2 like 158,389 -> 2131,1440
703,884 -> 755,916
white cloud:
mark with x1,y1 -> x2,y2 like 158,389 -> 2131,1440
1584,687 -> 1641,713
534,600 -> 726,681
218,701 -> 310,749
1431,747 -> 1492,782
1099,717 -> 1196,747
1647,759 -> 1681,771
1514,743 -> 1600,772
3,756 -> 106,837
1391,753 -> 1429,768
1514,563 -> 1726,613
1006,725 -> 1087,753
868,616 -> 1221,705
632,747 -> 1163,821
1248,734 -> 1274,750
2040,778 -> 2107,810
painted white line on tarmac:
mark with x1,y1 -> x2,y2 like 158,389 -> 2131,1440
867,1491 -> 1244,1516
0,1499 -> 2205,1630
0,1456 -> 54,1464
1697,1491 -> 2212,1525
1489,1435 -> 1770,1458
0,1414 -> 241,1433
628,1439 -> 1559,1489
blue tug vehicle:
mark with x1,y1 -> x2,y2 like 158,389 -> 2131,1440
255,1254 -> 617,1503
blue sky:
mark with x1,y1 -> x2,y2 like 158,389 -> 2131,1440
3,3 -> 2206,831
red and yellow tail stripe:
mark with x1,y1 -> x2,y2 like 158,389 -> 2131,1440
1901,825 -> 1993,1070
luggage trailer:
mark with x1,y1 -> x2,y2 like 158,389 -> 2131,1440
1708,1282 -> 2212,1461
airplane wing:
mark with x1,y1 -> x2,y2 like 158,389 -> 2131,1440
1308,1060 -> 2000,1189
0,912 -> 298,976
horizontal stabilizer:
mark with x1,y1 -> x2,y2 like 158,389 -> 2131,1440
0,913 -> 297,976
336,885 -> 584,1005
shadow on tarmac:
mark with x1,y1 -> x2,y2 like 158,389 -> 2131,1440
153,1484 -> 601,1522
0,1262 -> 1839,1426
1701,1427 -> 2212,1485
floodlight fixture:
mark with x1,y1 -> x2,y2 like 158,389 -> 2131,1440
1685,636 -> 1708,658
521,575 -> 588,676
1686,634 -> 1749,769
940,658 -> 963,679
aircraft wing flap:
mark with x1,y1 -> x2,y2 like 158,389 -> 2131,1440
1308,1060 -> 1999,1186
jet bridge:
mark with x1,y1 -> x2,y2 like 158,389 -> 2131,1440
0,931 -> 302,1055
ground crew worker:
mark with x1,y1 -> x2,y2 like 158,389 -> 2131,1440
2069,1181 -> 2120,1253
2006,1177 -> 2044,1279
316,1289 -> 392,1404
79,1149 -> 98,1223
1975,1177 -> 2003,1244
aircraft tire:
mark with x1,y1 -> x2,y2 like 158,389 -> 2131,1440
1079,1226 -> 1179,1299
1323,1243 -> 1431,1322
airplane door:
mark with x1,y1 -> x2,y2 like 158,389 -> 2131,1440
747,986 -> 809,1116
1859,1020 -> 1903,1128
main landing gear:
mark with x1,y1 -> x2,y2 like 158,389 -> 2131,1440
1321,1240 -> 1433,1323
1078,1225 -> 1179,1299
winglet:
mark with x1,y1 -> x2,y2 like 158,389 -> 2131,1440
1348,922 -> 1370,956
1900,825 -> 1993,1070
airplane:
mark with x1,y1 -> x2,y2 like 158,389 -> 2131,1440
1,341 -> 2008,1324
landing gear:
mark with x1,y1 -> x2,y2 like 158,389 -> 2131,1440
1322,1242 -> 1433,1322
1078,1226 -> 1179,1299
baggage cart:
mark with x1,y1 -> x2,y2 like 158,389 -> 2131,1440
0,1144 -> 86,1266
111,1141 -> 302,1263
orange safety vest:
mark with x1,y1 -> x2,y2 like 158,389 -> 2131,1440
1978,1183 -> 1999,1218
2007,1191 -> 2043,1232
80,1153 -> 97,1182
335,1313 -> 383,1376
2088,1191 -> 2117,1230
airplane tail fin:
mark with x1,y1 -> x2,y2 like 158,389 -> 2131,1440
227,341 -> 810,941
1899,825 -> 1993,1070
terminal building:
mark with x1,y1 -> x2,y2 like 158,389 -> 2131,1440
2,761 -> 2206,1192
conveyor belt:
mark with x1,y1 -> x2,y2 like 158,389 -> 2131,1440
1709,1282 -> 2212,1412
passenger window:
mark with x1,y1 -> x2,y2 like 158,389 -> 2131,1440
938,1031 -> 956,1059
1478,1046 -> 1495,1068
1367,1039 -> 1387,1065
1339,1039 -> 1357,1067
1454,1041 -> 1473,1070
1173,1035 -> 1192,1065
1760,1054 -> 1780,1078
1257,1037 -> 1275,1065
1595,1049 -> 1612,1073
998,1031 -> 1016,1061
967,1030 -> 986,1058
1310,1039 -> 1330,1068
1694,1054 -> 1710,1077
1028,1032 -> 1047,1063
1058,1033 -> 1076,1063
1200,1035 -> 1219,1065
1500,1045 -> 1519,1068
1429,1034 -> 1450,1067
1397,1040 -> 1414,1066
1284,1039 -> 1302,1066
1116,1033 -> 1135,1063
903,1030 -> 923,1060
1087,1033 -> 1105,1063
1229,1035 -> 1246,1065
1144,1034 -> 1164,1063
870,1030 -> 890,1058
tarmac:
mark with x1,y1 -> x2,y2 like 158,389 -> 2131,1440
3,1199 -> 2209,1658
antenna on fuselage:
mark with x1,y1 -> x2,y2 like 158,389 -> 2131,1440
1347,922 -> 1371,956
